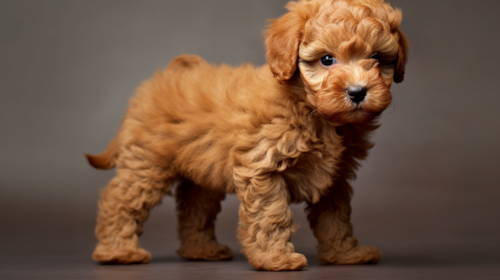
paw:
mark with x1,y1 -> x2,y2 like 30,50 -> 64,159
92,245 -> 151,264
250,252 -> 307,271
320,246 -> 382,265
177,243 -> 233,261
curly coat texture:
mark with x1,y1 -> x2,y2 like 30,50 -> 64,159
86,0 -> 408,271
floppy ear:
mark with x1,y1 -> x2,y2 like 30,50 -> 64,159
264,6 -> 305,84
394,29 -> 409,83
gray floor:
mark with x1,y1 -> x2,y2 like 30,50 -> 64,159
3,254 -> 500,280
2,196 -> 499,280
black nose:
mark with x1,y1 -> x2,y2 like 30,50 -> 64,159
347,85 -> 367,104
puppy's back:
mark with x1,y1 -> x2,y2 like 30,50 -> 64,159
101,55 -> 282,191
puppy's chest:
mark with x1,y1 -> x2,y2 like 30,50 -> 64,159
283,130 -> 345,204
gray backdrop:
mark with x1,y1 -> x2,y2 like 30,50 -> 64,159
1,0 -> 499,278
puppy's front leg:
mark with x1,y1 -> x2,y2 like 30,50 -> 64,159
306,178 -> 382,265
235,172 -> 307,271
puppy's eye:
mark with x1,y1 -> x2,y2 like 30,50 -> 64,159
320,55 -> 336,67
369,52 -> 380,60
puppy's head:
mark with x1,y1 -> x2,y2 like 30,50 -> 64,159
265,0 -> 409,124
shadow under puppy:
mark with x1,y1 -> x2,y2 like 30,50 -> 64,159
86,0 -> 408,271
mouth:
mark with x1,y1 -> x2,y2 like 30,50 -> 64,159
311,102 -> 369,118
312,98 -> 379,124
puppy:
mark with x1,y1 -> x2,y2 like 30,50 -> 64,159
86,0 -> 408,271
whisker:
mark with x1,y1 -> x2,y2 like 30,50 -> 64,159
387,101 -> 396,114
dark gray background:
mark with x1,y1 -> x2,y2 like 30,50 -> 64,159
1,0 -> 499,279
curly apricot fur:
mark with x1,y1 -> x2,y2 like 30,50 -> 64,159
87,0 -> 407,271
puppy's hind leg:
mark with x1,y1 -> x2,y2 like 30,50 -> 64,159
306,179 -> 382,265
92,145 -> 174,264
175,179 -> 233,260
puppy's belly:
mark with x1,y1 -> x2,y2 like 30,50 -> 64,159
283,152 -> 339,204
173,133 -> 237,193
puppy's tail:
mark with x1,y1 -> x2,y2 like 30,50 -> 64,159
85,137 -> 119,170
